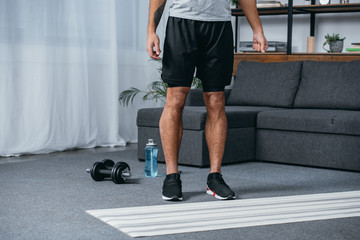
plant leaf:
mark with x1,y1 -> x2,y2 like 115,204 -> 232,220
118,87 -> 142,107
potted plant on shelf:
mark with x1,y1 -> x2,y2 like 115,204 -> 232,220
118,59 -> 202,107
231,0 -> 239,7
323,33 -> 346,53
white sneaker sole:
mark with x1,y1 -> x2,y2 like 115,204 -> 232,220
206,186 -> 236,200
162,195 -> 183,201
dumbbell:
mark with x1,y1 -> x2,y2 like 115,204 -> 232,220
86,159 -> 131,184
87,159 -> 115,181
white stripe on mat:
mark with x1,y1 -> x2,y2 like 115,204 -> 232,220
86,190 -> 360,238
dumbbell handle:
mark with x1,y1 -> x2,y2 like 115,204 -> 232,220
122,172 -> 131,178
86,169 -> 131,178
99,169 -> 111,175
85,168 -> 111,175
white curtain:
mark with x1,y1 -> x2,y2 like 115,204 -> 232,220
0,0 -> 167,156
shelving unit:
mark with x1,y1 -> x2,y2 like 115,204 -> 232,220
231,1 -> 360,54
231,52 -> 360,76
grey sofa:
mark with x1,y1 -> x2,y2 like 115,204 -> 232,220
137,60 -> 360,172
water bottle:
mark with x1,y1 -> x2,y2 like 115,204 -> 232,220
144,139 -> 158,177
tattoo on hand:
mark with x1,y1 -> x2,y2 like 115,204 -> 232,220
154,1 -> 166,28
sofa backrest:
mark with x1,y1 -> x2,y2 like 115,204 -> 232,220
227,61 -> 302,108
294,60 -> 360,110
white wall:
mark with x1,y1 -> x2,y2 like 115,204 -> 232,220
234,0 -> 360,52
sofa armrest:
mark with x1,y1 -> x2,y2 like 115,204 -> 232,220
184,88 -> 232,106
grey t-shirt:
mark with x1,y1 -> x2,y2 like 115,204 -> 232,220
169,0 -> 231,22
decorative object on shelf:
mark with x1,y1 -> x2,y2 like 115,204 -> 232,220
118,59 -> 202,107
323,33 -> 346,53
319,0 -> 331,5
340,0 -> 350,4
304,0 -> 312,5
307,36 -> 315,53
231,0 -> 239,7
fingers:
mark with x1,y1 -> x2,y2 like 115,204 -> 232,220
252,41 -> 261,52
253,35 -> 268,53
146,34 -> 161,59
261,40 -> 268,53
147,43 -> 161,60
155,41 -> 161,57
146,44 -> 154,59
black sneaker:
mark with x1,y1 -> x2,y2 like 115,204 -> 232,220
206,172 -> 236,200
162,173 -> 182,201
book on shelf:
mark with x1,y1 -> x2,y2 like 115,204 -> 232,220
256,1 -> 284,8
346,48 -> 360,52
347,42 -> 360,52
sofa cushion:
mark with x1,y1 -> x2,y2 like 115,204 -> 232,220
224,106 -> 283,129
227,61 -> 302,108
257,109 -> 360,136
294,60 -> 360,110
137,106 -> 282,131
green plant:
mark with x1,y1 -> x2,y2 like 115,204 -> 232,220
231,0 -> 239,6
323,33 -> 346,52
118,59 -> 202,107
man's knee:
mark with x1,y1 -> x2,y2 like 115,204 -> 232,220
165,87 -> 190,110
203,92 -> 225,113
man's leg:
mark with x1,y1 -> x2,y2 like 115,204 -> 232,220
203,91 -> 227,173
159,87 -> 190,174
203,91 -> 235,200
160,86 -> 190,201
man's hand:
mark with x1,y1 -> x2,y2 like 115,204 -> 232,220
253,31 -> 268,53
147,0 -> 166,59
239,0 -> 268,53
147,32 -> 161,59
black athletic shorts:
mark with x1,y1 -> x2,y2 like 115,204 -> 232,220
161,17 -> 234,92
